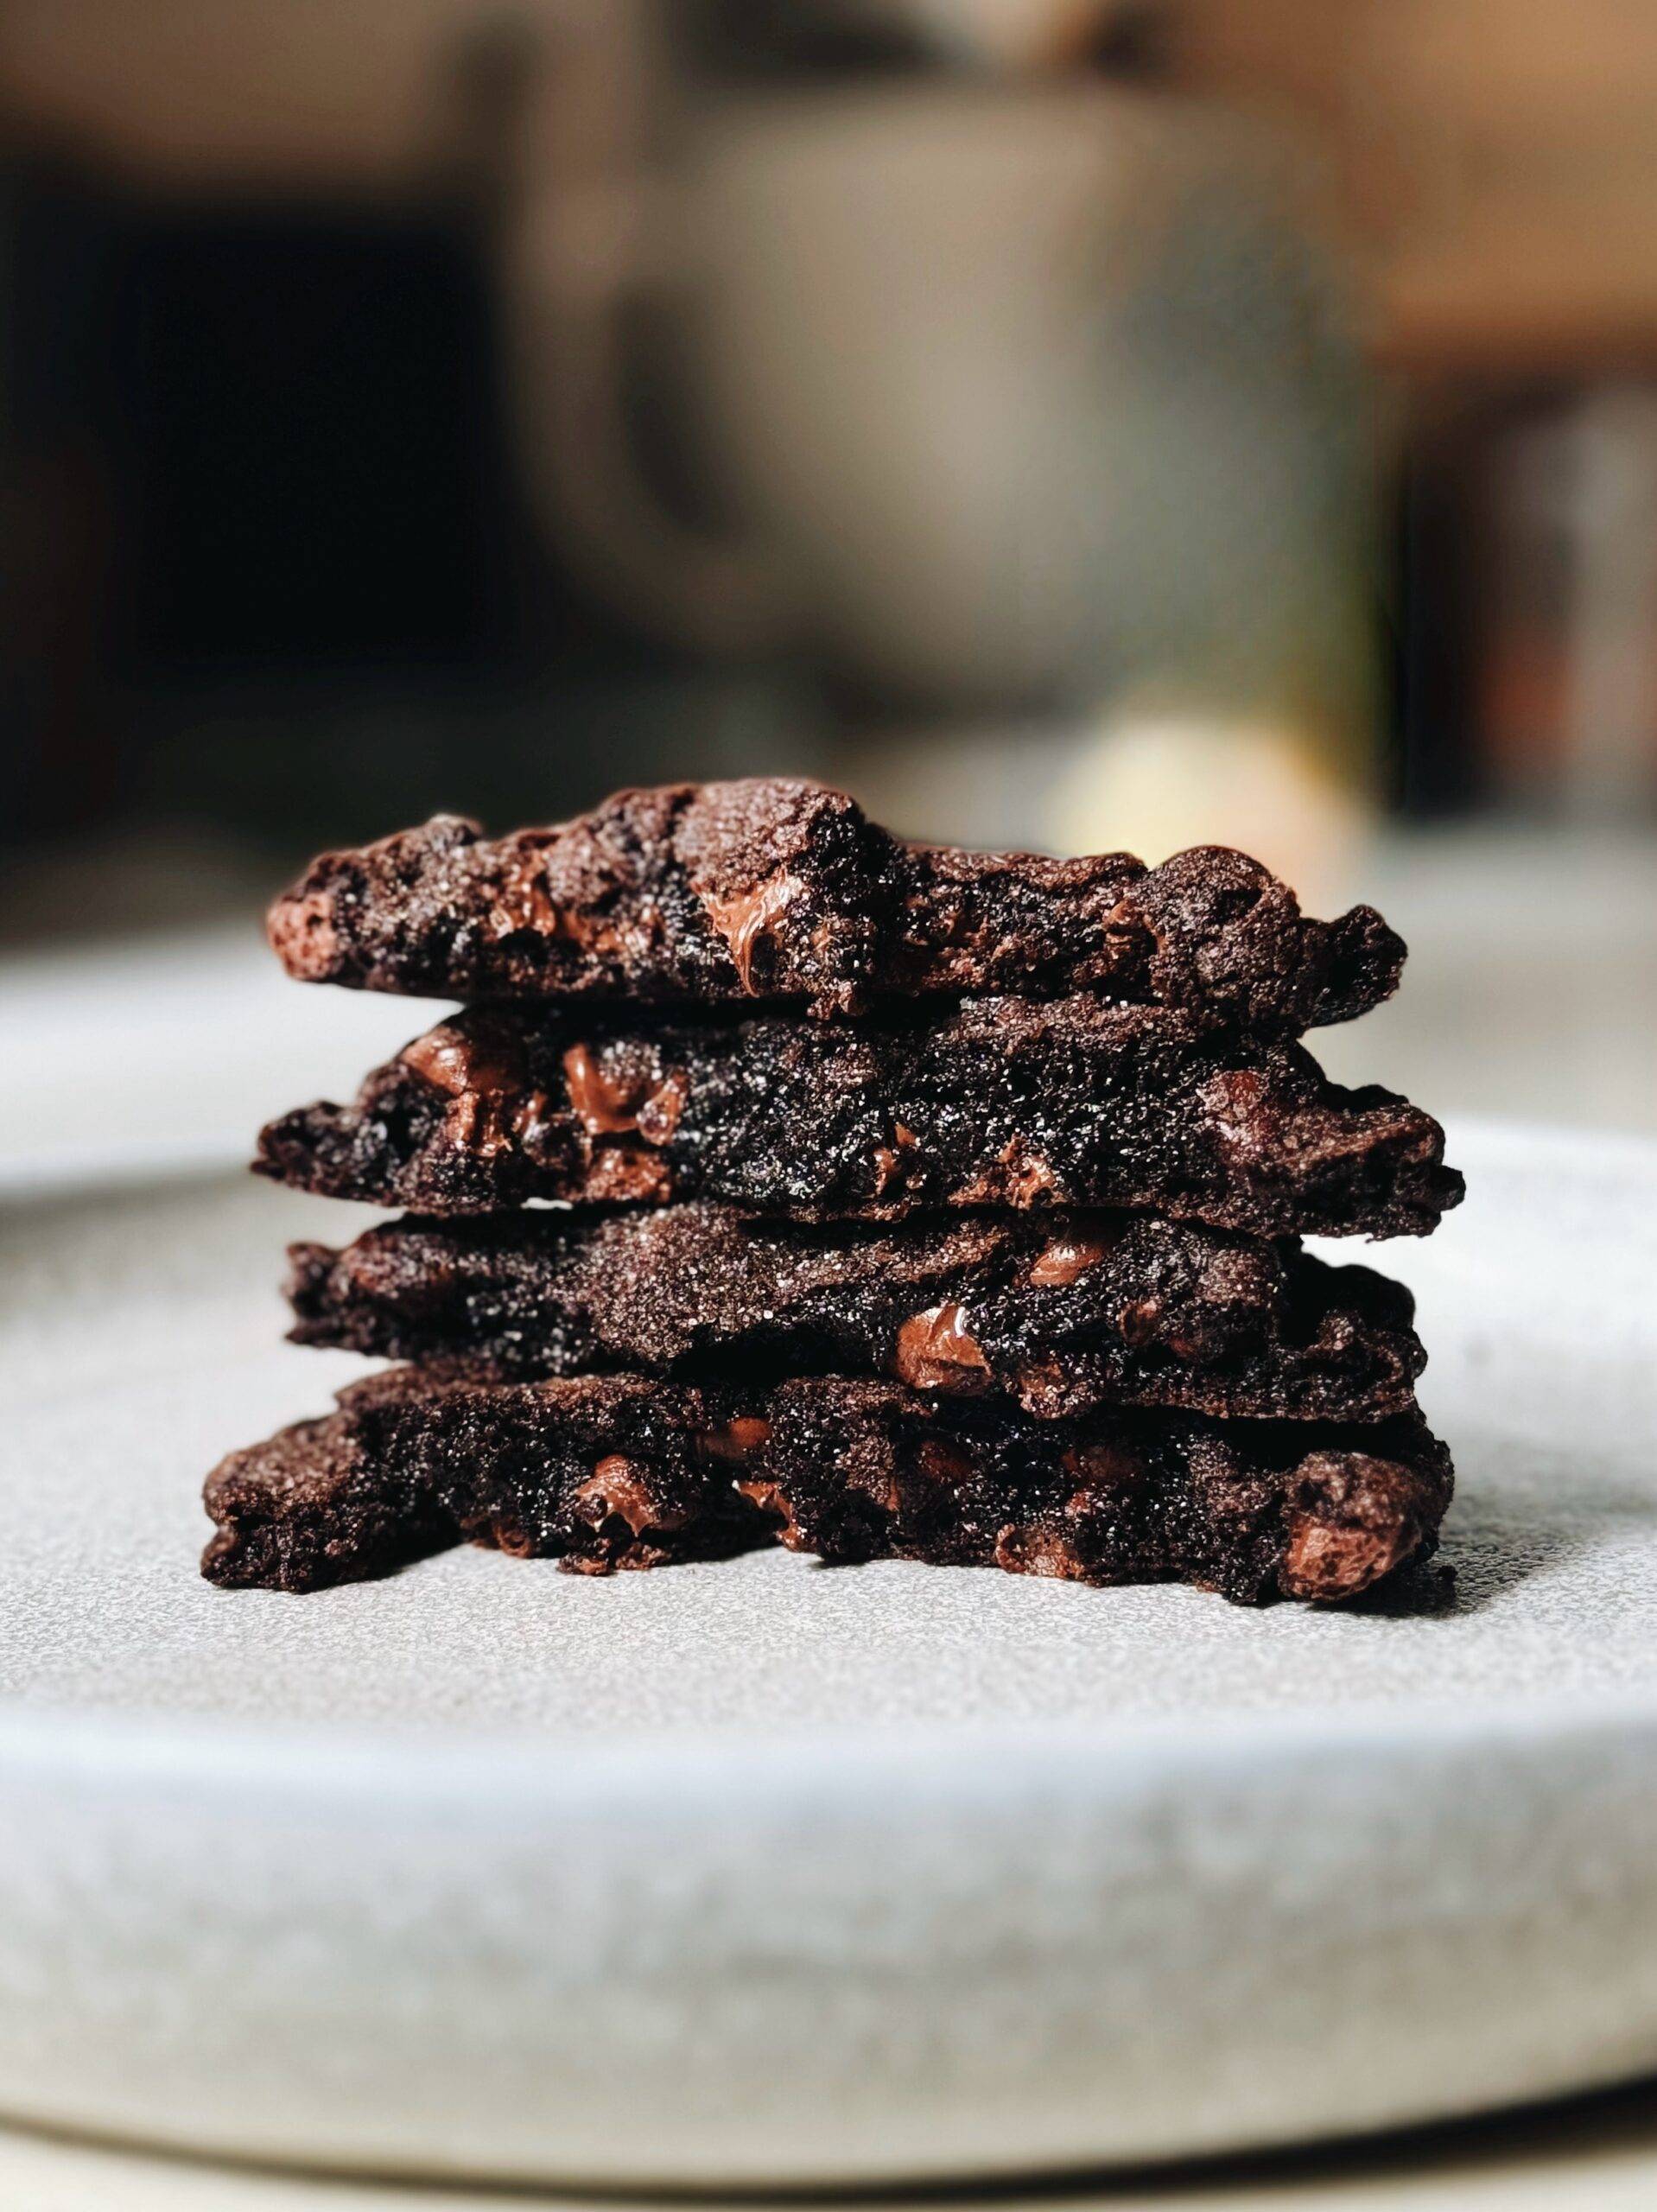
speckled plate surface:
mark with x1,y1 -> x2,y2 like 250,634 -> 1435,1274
1,1122 -> 1655,2190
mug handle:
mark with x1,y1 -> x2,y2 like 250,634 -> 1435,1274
501,10 -> 792,657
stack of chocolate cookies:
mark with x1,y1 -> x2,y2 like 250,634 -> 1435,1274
205,780 -> 1463,1605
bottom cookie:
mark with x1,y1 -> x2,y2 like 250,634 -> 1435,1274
203,1370 -> 1451,1606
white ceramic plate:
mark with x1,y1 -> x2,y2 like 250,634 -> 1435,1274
1,1122 -> 1654,2191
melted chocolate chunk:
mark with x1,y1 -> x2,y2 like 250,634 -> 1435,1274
265,780 -> 1403,1029
203,1371 -> 1452,1607
892,1302 -> 993,1391
256,1000 -> 1461,1238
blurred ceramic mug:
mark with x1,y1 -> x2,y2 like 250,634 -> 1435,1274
507,43 -> 1358,711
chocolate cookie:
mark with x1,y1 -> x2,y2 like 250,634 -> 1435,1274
255,1000 -> 1462,1237
286,1207 -> 1425,1423
749,1382 -> 1451,1605
201,1368 -> 766,1592
202,1369 -> 1451,1605
267,781 -> 1403,1029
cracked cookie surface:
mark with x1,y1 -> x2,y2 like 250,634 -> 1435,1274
267,779 -> 1404,1028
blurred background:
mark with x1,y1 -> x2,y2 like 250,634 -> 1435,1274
2,0 -> 1654,1172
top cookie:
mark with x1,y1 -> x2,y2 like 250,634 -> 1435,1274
268,779 -> 1403,1028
